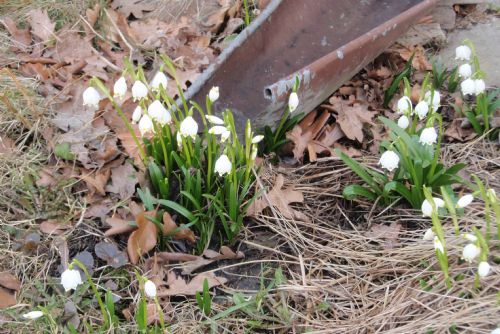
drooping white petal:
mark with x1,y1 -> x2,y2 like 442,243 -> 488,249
252,135 -> 264,144
179,116 -> 198,139
61,269 -> 82,292
396,96 -> 412,114
22,311 -> 44,320
478,261 -> 491,277
288,92 -> 299,112
144,280 -> 157,298
148,100 -> 171,125
433,236 -> 444,254
208,126 -> 228,135
138,114 -> 154,136
378,151 -> 399,172
474,79 -> 486,95
206,115 -> 224,125
455,45 -> 472,61
458,63 -> 472,79
132,81 -> 149,101
132,106 -> 143,124
397,115 -> 409,129
461,78 -> 476,96
421,198 -> 444,217
208,86 -> 219,102
457,194 -> 473,208
113,76 -> 127,99
83,87 -> 101,108
150,72 -> 168,91
463,233 -> 477,242
214,154 -> 232,176
423,228 -> 435,241
419,127 -> 438,145
415,101 -> 429,120
462,243 -> 480,263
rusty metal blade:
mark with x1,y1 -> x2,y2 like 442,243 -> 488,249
185,0 -> 438,130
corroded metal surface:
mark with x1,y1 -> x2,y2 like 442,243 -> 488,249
185,0 -> 438,129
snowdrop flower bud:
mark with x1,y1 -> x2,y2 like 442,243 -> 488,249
421,198 -> 445,217
148,100 -> 171,125
487,189 -> 498,203
251,146 -> 258,160
138,114 -> 154,137
433,236 -> 444,254
22,311 -> 44,320
378,150 -> 399,172
461,78 -> 475,96
176,131 -> 182,149
396,96 -> 412,114
150,72 -> 168,91
209,86 -> 219,102
423,228 -> 435,241
113,76 -> 127,99
288,92 -> 299,112
83,87 -> 100,108
462,243 -> 480,263
206,115 -> 224,125
458,63 -> 472,79
478,261 -> 490,277
252,135 -> 264,144
455,45 -> 472,61
463,233 -> 477,242
221,130 -> 231,143
61,268 -> 82,292
132,81 -> 148,101
457,194 -> 473,208
132,106 -> 142,124
425,91 -> 441,111
215,154 -> 232,176
397,115 -> 410,129
419,127 -> 437,145
180,116 -> 198,139
144,280 -> 157,298
415,101 -> 429,120
209,126 -> 229,135
474,79 -> 486,95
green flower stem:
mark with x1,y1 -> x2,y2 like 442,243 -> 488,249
428,114 -> 443,180
274,108 -> 290,144
90,78 -> 146,161
154,297 -> 165,331
72,259 -> 110,329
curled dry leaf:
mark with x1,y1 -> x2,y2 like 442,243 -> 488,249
0,288 -> 17,309
39,219 -> 70,235
162,212 -> 196,243
28,9 -> 55,43
127,211 -> 157,264
328,96 -> 377,143
367,222 -> 401,250
105,217 -> 136,237
0,272 -> 21,292
247,174 -> 308,221
111,0 -> 157,19
105,162 -> 138,200
158,271 -> 227,297
95,242 -> 128,268
0,18 -> 31,49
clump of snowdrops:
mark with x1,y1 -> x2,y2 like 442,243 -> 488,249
338,76 -> 465,208
84,56 -> 262,253
455,40 -> 499,139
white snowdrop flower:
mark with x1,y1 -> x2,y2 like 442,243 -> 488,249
423,228 -> 435,241
132,106 -> 142,124
458,63 -> 472,79
425,91 -> 441,111
138,114 -> 154,137
491,328 -> 500,334
251,146 -> 258,160
180,116 -> 198,139
206,115 -> 224,125
478,261 -> 491,277
463,233 -> 477,242
22,311 -> 44,320
419,127 -> 438,145
221,130 -> 231,143
176,131 -> 182,149
144,280 -> 157,298
397,115 -> 410,129
421,198 -> 445,217
208,86 -> 219,102
288,92 -> 299,112
462,243 -> 480,263
415,100 -> 429,120
378,150 -> 399,172
83,87 -> 100,108
113,76 -> 127,99
474,79 -> 486,95
214,154 -> 232,176
461,78 -> 476,96
61,269 -> 82,292
455,45 -> 472,61
150,72 -> 168,91
457,194 -> 473,208
396,96 -> 412,114
132,81 -> 148,101
148,100 -> 171,125
252,135 -> 264,144
433,236 -> 444,254
209,126 -> 228,135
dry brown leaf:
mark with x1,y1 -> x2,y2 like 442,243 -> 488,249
0,135 -> 15,154
158,271 -> 227,296
0,18 -> 31,49
329,96 -> 377,142
0,273 -> 21,291
28,9 -> 55,42
127,211 -> 157,264
39,220 -> 69,235
111,0 -> 156,18
162,212 -> 196,243
367,222 -> 401,249
54,30 -> 94,64
309,123 -> 345,161
247,174 -> 307,221
392,45 -> 432,71
333,143 -> 363,158
367,66 -> 392,80
105,162 -> 138,200
444,118 -> 477,142
80,168 -> 111,197
286,110 -> 331,161
105,217 -> 136,237
0,287 -> 16,309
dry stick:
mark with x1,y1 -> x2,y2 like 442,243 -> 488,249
103,9 -> 136,58
0,94 -> 32,130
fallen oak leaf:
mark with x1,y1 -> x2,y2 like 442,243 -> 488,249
127,211 -> 157,264
28,9 -> 56,43
111,0 -> 156,19
367,222 -> 401,249
162,212 -> 196,244
0,18 -> 32,49
104,217 -> 136,237
158,271 -> 227,297
247,174 -> 308,221
0,272 -> 21,291
39,220 -> 70,236
105,162 -> 138,200
95,242 -> 128,268
0,287 -> 16,309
